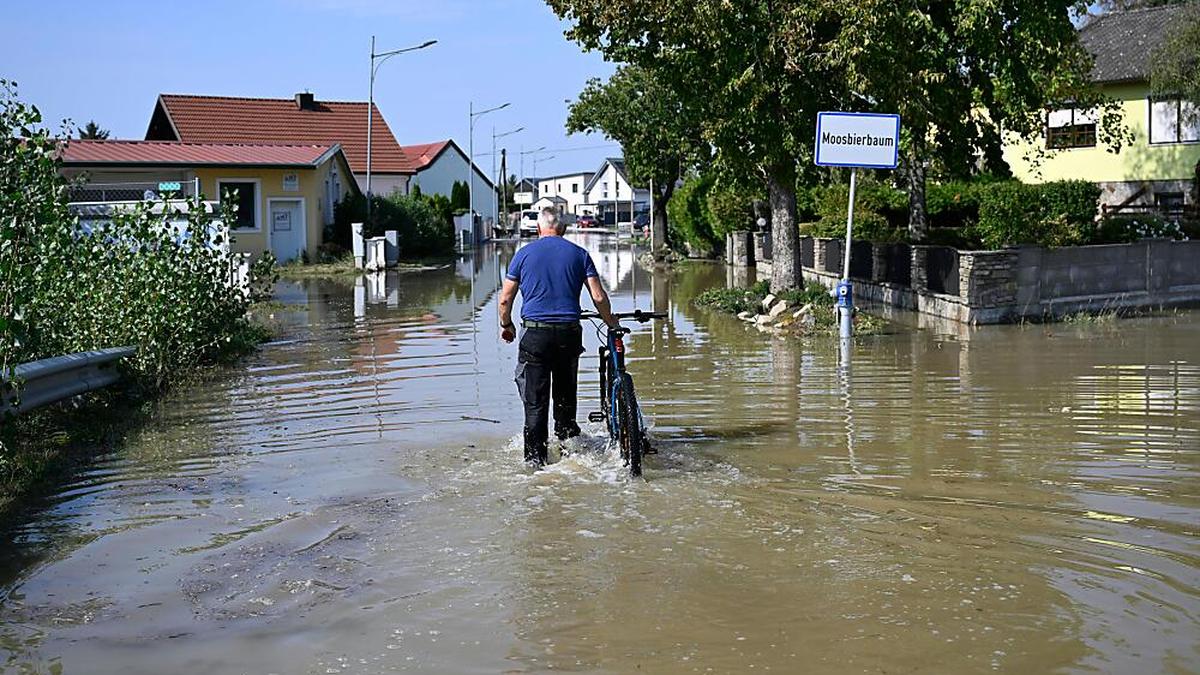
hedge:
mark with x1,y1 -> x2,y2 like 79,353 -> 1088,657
333,191 -> 455,257
975,180 -> 1101,248
666,174 -> 718,254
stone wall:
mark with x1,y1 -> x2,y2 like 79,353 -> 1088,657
784,238 -> 1200,324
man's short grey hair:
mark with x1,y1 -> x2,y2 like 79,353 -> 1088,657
538,208 -> 560,230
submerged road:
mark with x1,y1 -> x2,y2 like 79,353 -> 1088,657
1,234 -> 1198,673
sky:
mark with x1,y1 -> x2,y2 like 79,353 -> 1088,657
5,0 -> 619,179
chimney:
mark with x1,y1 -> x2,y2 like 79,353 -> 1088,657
295,92 -> 316,111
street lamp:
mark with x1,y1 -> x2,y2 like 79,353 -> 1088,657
468,101 -> 509,246
531,154 -> 556,201
492,125 -> 523,226
518,145 -> 547,206
367,36 -> 436,226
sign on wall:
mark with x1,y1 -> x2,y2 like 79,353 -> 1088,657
282,173 -> 299,191
514,191 -> 534,205
814,112 -> 901,169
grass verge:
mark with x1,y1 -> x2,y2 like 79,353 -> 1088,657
694,280 -> 888,336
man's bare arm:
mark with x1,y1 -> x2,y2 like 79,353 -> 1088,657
585,276 -> 618,328
499,278 -> 518,328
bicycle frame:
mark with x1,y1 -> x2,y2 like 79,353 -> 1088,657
582,310 -> 664,471
597,327 -> 645,442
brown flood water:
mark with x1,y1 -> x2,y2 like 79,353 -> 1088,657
1,233 -> 1198,674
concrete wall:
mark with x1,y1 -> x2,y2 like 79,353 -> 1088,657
354,173 -> 408,198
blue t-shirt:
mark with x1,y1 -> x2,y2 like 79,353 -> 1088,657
505,237 -> 599,322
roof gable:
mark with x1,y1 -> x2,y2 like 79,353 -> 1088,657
1081,4 -> 1192,84
583,157 -> 628,195
400,140 -> 452,171
400,138 -> 496,189
150,94 -> 414,175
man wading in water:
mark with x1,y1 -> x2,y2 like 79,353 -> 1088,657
498,208 -> 618,466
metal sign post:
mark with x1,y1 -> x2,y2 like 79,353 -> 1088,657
814,111 -> 901,345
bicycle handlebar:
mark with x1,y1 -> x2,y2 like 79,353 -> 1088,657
580,310 -> 667,323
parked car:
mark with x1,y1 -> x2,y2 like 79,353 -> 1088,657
577,215 -> 596,228
519,210 -> 539,237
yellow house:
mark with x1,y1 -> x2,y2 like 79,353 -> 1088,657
1003,4 -> 1199,209
60,140 -> 359,263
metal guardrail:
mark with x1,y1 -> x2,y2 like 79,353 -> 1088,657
1,347 -> 135,418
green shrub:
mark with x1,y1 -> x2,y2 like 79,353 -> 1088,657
667,174 -> 718,254
807,182 -> 907,242
333,191 -> 455,258
926,180 -> 982,229
1092,215 -> 1185,244
706,179 -> 759,239
0,81 -> 269,393
976,180 -> 1101,248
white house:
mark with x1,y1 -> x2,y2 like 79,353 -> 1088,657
536,171 -> 593,216
530,194 -> 568,215
401,139 -> 495,217
581,158 -> 651,224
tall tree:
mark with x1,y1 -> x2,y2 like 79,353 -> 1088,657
567,65 -> 706,258
812,0 -> 1129,240
1151,2 -> 1200,120
77,120 -> 109,140
547,0 -> 845,291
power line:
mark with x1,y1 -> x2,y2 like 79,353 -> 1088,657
472,143 -> 620,158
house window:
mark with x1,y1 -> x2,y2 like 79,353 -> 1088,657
1155,192 -> 1185,214
1150,98 -> 1200,144
615,182 -> 621,196
1046,108 -> 1097,149
219,180 -> 258,230
572,183 -> 579,193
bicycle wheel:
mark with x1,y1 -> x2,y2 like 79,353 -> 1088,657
615,373 -> 642,477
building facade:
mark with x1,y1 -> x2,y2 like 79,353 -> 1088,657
1002,5 -> 1200,209
402,140 -> 496,219
60,140 -> 358,263
581,158 -> 651,224
536,172 -> 593,216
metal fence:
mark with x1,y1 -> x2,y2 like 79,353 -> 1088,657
877,243 -> 912,287
66,179 -> 200,205
2,347 -> 135,418
925,246 -> 960,295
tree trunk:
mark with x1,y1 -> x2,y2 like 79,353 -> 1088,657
906,144 -> 929,242
768,168 -> 801,292
652,180 -> 673,260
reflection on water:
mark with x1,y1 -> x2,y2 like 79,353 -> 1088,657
1,233 -> 1198,674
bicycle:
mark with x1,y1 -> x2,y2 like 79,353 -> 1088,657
580,310 -> 667,477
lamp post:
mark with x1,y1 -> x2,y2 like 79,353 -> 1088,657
532,154 -> 555,212
368,36 -> 436,227
468,101 -> 509,246
491,125 -> 523,226
518,145 -> 546,205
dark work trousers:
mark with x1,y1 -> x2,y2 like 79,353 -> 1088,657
514,325 -> 584,464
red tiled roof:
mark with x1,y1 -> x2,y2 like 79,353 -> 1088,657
153,94 -> 414,175
400,140 -> 451,171
60,140 -> 339,167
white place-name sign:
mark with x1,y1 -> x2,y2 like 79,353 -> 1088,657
815,112 -> 901,169
514,191 -> 534,205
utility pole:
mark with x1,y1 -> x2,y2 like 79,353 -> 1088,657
468,101 -> 509,246
491,125 -> 523,227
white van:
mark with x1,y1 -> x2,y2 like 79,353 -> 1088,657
519,210 -> 539,237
